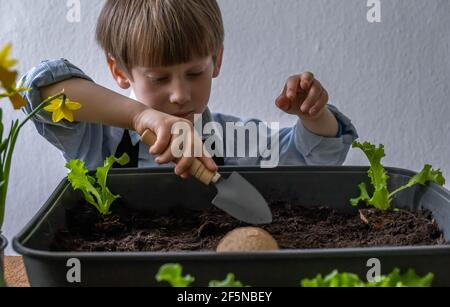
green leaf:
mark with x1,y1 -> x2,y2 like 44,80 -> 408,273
350,182 -> 370,207
351,141 -> 391,210
326,271 -> 363,287
367,268 -> 434,287
66,154 -> 129,215
209,273 -> 245,287
0,139 -> 8,154
370,187 -> 391,210
156,264 -> 195,287
395,269 -> 434,287
66,160 -> 103,214
301,270 -> 364,287
390,164 -> 446,199
301,268 -> 434,287
300,275 -> 325,287
95,153 -> 130,214
96,153 -> 130,193
410,165 -> 445,186
352,141 -> 446,211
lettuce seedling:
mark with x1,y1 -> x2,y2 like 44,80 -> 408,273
66,153 -> 130,215
301,268 -> 434,287
155,264 -> 432,287
209,273 -> 246,287
370,268 -> 434,287
156,264 -> 246,287
351,141 -> 445,210
155,264 -> 195,287
301,270 -> 364,287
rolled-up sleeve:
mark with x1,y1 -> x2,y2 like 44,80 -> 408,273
18,59 -> 109,170
20,58 -> 93,127
293,104 -> 358,165
212,104 -> 358,167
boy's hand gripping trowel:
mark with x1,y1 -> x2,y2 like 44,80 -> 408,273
141,129 -> 272,224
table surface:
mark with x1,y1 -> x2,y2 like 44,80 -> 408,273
4,257 -> 30,287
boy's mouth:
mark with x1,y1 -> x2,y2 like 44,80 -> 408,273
173,111 -> 194,118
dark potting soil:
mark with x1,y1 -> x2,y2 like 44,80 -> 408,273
50,199 -> 446,252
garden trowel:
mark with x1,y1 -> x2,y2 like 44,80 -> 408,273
141,130 -> 272,224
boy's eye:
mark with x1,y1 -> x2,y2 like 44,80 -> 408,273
187,71 -> 204,78
149,76 -> 169,83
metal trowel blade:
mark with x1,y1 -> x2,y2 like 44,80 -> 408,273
211,172 -> 272,224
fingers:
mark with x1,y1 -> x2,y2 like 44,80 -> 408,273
179,171 -> 190,179
310,88 -> 328,116
173,135 -> 218,177
285,76 -> 301,100
286,72 -> 315,97
199,155 -> 218,172
277,73 -> 318,115
173,156 -> 217,179
276,81 -> 297,113
275,96 -> 290,112
150,119 -> 218,179
300,79 -> 324,114
300,72 -> 314,91
149,125 -> 172,155
275,88 -> 292,112
174,157 -> 194,176
154,143 -> 176,165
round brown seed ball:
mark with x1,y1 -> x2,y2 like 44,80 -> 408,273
216,227 -> 279,252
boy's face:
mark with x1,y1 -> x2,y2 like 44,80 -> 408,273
108,51 -> 223,123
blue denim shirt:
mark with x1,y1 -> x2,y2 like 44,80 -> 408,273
19,59 -> 358,170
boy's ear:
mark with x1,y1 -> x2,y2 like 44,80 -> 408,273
107,55 -> 131,89
212,47 -> 224,78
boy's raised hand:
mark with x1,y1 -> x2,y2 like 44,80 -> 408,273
133,109 -> 218,179
275,72 -> 329,120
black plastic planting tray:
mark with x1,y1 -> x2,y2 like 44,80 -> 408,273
13,166 -> 450,287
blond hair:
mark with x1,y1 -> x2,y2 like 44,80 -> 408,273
95,0 -> 224,75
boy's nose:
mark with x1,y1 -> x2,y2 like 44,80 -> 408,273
169,80 -> 191,105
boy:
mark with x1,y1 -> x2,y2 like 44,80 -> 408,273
20,0 -> 357,179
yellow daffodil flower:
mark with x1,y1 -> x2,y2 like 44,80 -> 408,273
0,42 -> 84,230
0,91 -> 26,110
0,43 -> 17,69
0,83 -> 31,109
0,66 -> 17,89
44,97 -> 82,123
0,44 -> 18,90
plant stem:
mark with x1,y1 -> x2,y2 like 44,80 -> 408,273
0,91 -> 65,228
17,92 -> 66,131
388,186 -> 409,199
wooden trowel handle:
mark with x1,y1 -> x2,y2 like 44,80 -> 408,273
140,129 -> 221,185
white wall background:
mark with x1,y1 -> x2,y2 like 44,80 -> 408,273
0,0 -> 449,254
